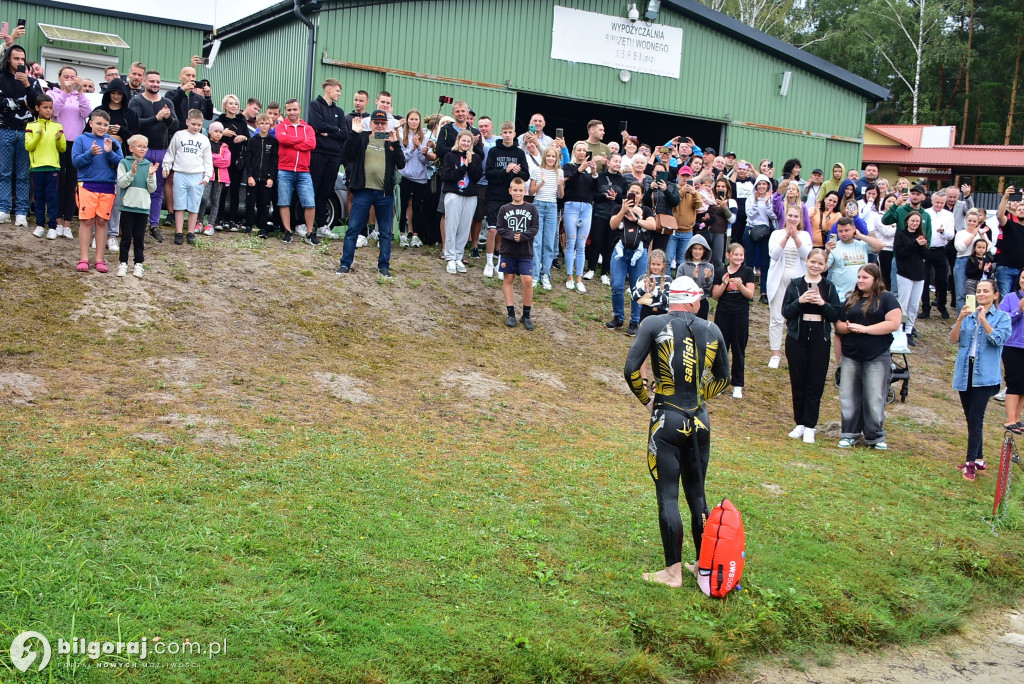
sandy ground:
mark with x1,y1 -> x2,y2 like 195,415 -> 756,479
734,611 -> 1024,683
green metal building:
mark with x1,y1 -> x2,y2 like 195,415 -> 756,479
9,0 -> 209,90
209,0 -> 886,172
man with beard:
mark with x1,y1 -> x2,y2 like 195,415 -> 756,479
129,70 -> 177,241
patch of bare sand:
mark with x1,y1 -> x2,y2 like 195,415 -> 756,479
891,403 -> 952,429
70,274 -> 158,335
526,370 -> 566,391
147,357 -> 201,389
158,413 -> 247,447
315,372 -> 372,404
441,370 -> 509,400
590,367 -> 632,396
737,611 -> 1024,684
0,372 -> 45,404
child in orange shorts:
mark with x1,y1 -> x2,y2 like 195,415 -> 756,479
71,110 -> 124,272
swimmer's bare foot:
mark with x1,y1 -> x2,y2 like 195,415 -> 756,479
684,562 -> 699,578
642,562 -> 683,587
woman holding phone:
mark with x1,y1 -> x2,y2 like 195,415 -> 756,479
766,206 -> 813,368
643,162 -> 680,253
782,248 -> 842,443
952,279 -> 1011,481
529,146 -> 564,290
562,142 -> 598,292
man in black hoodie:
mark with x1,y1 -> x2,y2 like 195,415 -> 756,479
308,78 -> 348,240
0,44 -> 38,225
129,70 -> 177,240
167,66 -> 212,132
482,122 -> 529,277
92,78 -> 140,249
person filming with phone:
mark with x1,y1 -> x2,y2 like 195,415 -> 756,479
607,182 -> 657,336
0,42 -> 37,226
994,184 -> 1024,298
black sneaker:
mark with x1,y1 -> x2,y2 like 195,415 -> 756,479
186,232 -> 195,245
939,308 -> 950,319
150,226 -> 164,243
471,247 -> 480,259
335,264 -> 350,275
257,229 -> 269,240
520,315 -> 535,331
759,293 -> 769,304
378,268 -> 391,278
626,321 -> 639,336
282,231 -> 293,244
304,233 -> 321,246
605,318 -> 624,330
907,336 -> 917,347
173,232 -> 184,245
244,226 -> 252,234
505,314 -> 517,328
919,310 -> 930,319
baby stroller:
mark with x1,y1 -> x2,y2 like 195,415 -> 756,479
834,325 -> 911,405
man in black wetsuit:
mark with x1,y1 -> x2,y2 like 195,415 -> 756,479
624,276 -> 730,587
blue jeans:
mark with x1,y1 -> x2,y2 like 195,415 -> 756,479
341,189 -> 394,271
32,170 -> 60,229
666,231 -> 691,274
610,242 -> 648,323
996,266 -> 1021,300
277,170 -> 315,208
562,201 -> 592,278
839,353 -> 891,445
533,200 -> 558,278
0,129 -> 30,214
953,256 -> 967,311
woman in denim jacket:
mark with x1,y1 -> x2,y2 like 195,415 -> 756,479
951,279 -> 1011,481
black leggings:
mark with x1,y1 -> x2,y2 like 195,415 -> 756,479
586,215 -> 614,275
399,177 -> 432,236
714,309 -> 749,388
878,250 -> 894,291
785,321 -> 830,428
959,360 -> 998,463
218,161 -> 243,223
310,152 -> 342,229
246,182 -> 275,230
58,145 -> 78,222
648,408 -> 710,566
118,212 -> 147,264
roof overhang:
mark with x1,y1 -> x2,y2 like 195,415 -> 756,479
38,23 -> 130,49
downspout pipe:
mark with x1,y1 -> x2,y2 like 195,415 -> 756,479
294,0 -> 315,109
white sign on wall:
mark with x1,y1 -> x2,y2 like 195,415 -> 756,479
550,5 -> 683,79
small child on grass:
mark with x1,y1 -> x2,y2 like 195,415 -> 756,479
115,134 -> 157,278
496,177 -> 539,330
162,109 -> 212,245
25,94 -> 65,240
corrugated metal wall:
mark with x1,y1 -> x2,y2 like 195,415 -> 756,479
724,127 -> 863,180
11,1 -> 204,80
212,0 -> 871,163
382,75 -> 517,127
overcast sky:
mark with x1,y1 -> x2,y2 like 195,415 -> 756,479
60,0 -> 280,29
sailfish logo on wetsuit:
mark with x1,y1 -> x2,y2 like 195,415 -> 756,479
682,334 -> 697,384
655,325 -> 675,396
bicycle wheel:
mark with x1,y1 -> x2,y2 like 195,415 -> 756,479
994,432 -> 1015,517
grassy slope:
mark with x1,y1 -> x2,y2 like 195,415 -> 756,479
1,226 -> 1022,683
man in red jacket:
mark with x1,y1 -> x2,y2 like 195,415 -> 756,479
276,98 -> 318,245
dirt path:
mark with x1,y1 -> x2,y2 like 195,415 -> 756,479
737,611 -> 1024,683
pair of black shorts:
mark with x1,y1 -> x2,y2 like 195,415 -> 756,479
500,257 -> 533,276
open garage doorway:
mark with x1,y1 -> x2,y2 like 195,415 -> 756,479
515,92 -> 723,154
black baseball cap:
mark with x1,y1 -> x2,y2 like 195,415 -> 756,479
704,147 -> 716,156
811,168 -> 823,175
911,183 -> 927,194
370,109 -> 388,123
724,151 -> 736,157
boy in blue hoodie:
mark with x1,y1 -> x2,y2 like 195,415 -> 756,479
71,110 -> 124,272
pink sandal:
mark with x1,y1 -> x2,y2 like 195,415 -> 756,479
76,260 -> 89,272
95,260 -> 109,274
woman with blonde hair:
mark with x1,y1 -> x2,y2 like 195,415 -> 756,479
530,145 -> 564,290
440,130 -> 483,273
562,141 -> 598,292
214,94 -> 249,228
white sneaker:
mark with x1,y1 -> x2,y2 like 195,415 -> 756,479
399,233 -> 410,248
583,270 -> 595,280
455,261 -> 467,273
788,425 -> 806,439
410,235 -> 423,248
0,212 -> 10,223
803,428 -> 816,444
576,281 -> 587,293
107,237 -> 119,251
203,225 -> 214,236
318,226 -> 337,240
369,228 -> 380,243
601,274 -> 610,286
45,228 -> 58,240
296,224 -> 307,237
732,386 -> 743,399
566,278 -> 575,290
542,275 -> 553,291
61,225 -> 74,239
116,262 -> 129,277
356,234 -> 368,248
995,387 -> 1007,402
32,226 -> 45,238
483,263 -> 494,278
768,355 -> 781,369
446,260 -> 458,274
133,263 -> 144,278
14,214 -> 27,227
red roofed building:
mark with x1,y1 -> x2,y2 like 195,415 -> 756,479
863,124 -> 1024,183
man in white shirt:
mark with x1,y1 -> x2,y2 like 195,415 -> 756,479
922,190 -> 953,319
